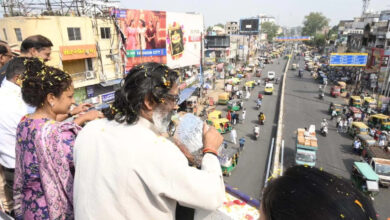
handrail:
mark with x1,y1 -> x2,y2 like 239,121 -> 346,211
264,137 -> 275,188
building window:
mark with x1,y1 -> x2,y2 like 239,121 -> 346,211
85,58 -> 93,71
100,27 -> 111,39
67,27 -> 81,41
3,28 -> 7,41
14,28 -> 22,41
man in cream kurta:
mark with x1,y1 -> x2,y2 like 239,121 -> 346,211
73,117 -> 225,219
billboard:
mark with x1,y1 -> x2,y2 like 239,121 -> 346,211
205,36 -> 230,48
114,9 -> 167,71
239,19 -> 259,35
329,53 -> 368,66
166,12 -> 203,68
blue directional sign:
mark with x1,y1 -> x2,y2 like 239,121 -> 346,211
329,53 -> 368,66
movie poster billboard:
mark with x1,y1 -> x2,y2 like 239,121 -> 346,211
113,9 -> 167,71
166,12 -> 203,68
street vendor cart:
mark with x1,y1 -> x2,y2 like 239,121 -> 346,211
351,161 -> 380,198
228,99 -> 242,112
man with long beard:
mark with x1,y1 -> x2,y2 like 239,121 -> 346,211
73,62 -> 225,219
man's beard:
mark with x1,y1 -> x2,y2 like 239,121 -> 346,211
152,106 -> 175,134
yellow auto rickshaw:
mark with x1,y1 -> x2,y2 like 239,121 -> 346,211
350,96 -> 362,107
338,81 -> 346,93
218,92 -> 230,105
208,110 -> 222,121
363,97 -> 377,109
349,122 -> 369,137
368,114 -> 390,131
207,118 -> 232,134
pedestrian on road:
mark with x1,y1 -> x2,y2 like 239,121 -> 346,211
331,110 -> 337,120
342,106 -> 347,115
230,128 -> 237,145
343,119 -> 348,133
337,119 -> 343,133
236,113 -> 240,124
361,112 -> 366,122
245,91 -> 250,100
336,116 -> 341,126
353,138 -> 361,154
241,108 -> 246,123
227,110 -> 232,123
239,137 -> 245,151
232,112 -> 237,125
348,116 -> 353,128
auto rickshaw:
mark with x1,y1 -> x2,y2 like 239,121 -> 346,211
208,110 -> 222,120
356,134 -> 377,155
338,81 -> 346,93
349,96 -> 362,107
207,118 -> 232,134
349,106 -> 362,121
330,85 -> 341,97
364,97 -> 377,109
351,161 -> 379,198
349,122 -> 369,137
218,92 -> 230,105
328,102 -> 343,115
228,99 -> 242,112
219,147 -> 240,176
368,114 -> 390,130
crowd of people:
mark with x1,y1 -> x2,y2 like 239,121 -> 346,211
0,36 -> 379,220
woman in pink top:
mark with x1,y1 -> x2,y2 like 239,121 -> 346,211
13,58 -> 102,220
126,20 -> 137,50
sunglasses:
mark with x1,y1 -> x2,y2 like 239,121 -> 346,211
163,94 -> 179,104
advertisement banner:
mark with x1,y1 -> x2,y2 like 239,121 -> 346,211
115,9 -> 167,71
60,45 -> 97,61
166,12 -> 203,68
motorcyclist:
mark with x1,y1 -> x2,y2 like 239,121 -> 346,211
259,112 -> 266,125
258,92 -> 263,100
253,125 -> 260,139
321,118 -> 328,129
256,98 -> 262,109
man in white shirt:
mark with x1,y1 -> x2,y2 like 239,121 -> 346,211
0,58 -> 35,214
74,62 -> 225,220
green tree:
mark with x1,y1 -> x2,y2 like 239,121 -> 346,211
207,26 -> 213,33
215,23 -> 225,29
302,12 -> 329,36
261,22 -> 279,42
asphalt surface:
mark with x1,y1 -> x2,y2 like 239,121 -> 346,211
282,57 -> 390,220
221,58 -> 287,200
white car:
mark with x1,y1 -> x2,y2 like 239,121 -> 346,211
267,71 -> 276,80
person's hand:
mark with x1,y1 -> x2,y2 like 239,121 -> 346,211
70,103 -> 93,115
173,137 -> 195,164
74,110 -> 104,126
202,123 -> 223,152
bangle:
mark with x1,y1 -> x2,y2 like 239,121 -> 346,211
202,147 -> 218,157
68,112 -> 73,118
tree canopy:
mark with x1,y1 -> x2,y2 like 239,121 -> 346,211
261,22 -> 279,42
302,12 -> 329,36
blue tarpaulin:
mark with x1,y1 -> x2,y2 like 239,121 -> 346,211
178,86 -> 197,105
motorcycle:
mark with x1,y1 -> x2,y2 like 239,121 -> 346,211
254,126 -> 260,140
319,92 -> 324,100
321,126 -> 328,136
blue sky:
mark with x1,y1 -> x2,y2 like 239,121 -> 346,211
122,0 -> 389,27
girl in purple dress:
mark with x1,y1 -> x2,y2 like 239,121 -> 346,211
13,59 -> 102,220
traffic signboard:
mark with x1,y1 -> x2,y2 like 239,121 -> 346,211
329,53 -> 368,66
